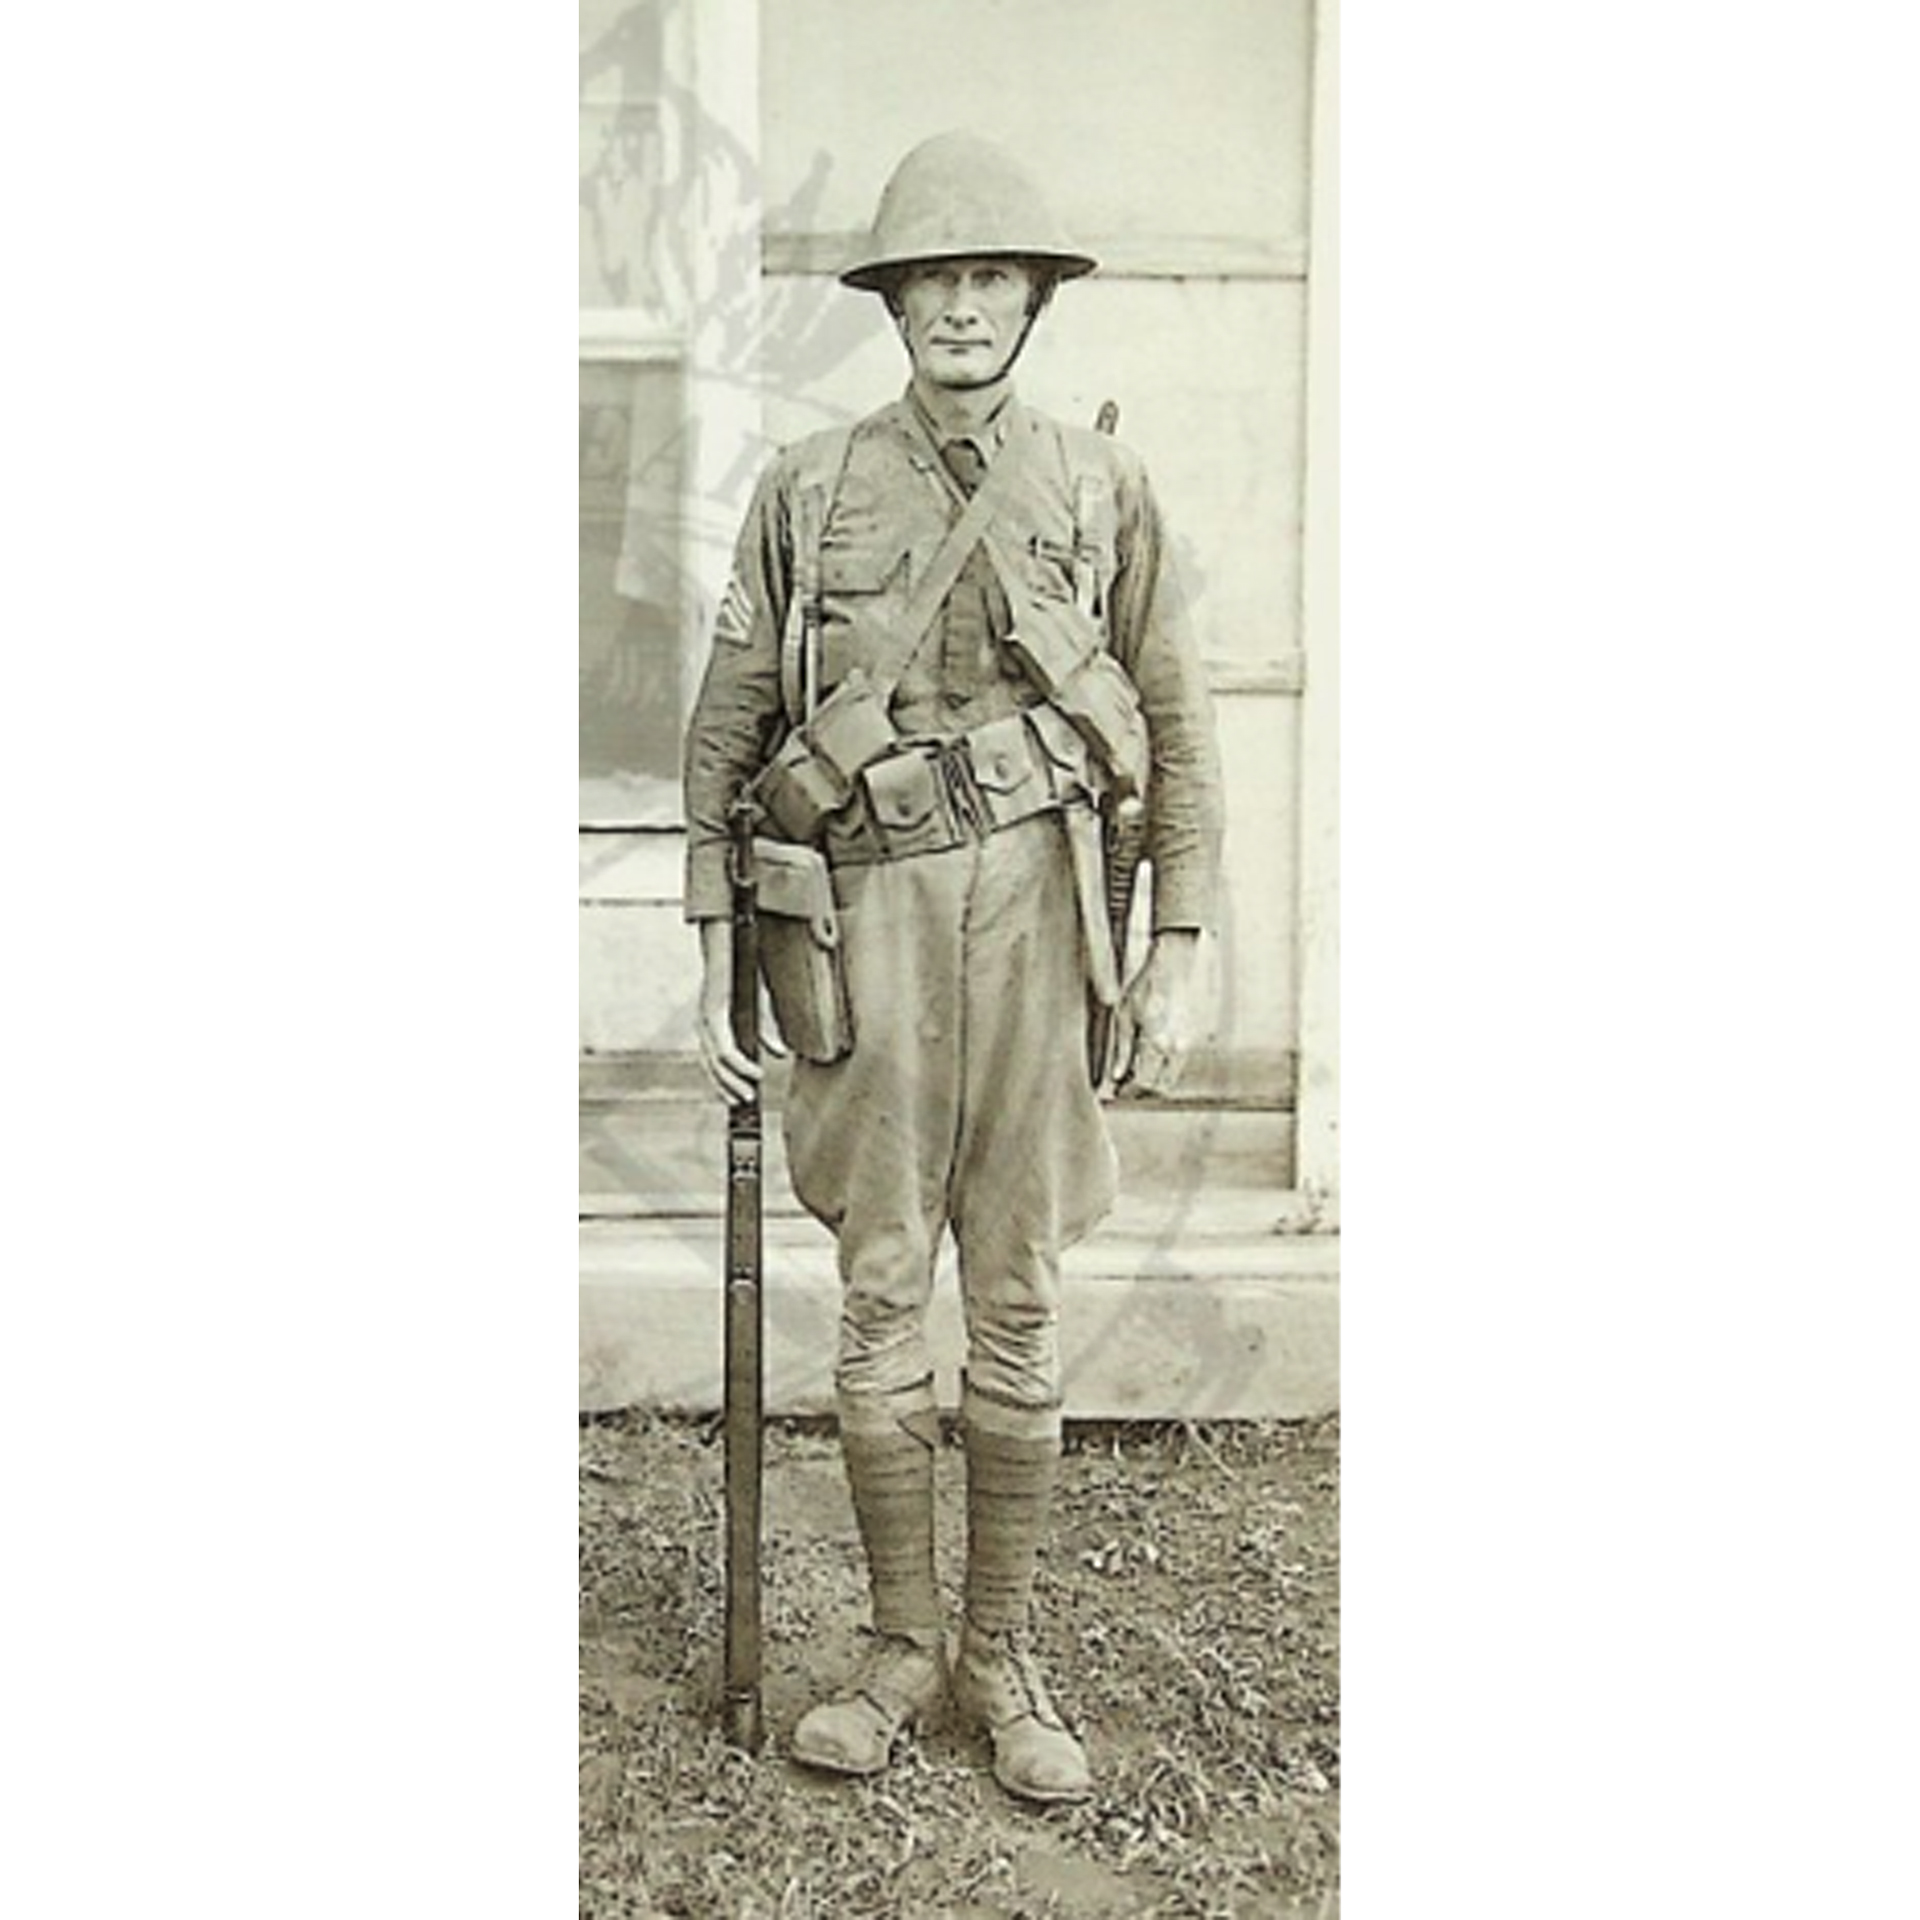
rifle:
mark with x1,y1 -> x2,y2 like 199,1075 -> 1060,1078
722,791 -> 764,1752
1086,399 -> 1150,1087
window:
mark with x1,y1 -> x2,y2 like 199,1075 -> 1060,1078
579,0 -> 693,829
579,356 -> 686,826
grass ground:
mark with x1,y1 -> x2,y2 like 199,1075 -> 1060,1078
580,1415 -> 1339,1919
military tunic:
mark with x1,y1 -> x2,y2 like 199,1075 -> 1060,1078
683,391 -> 1223,1409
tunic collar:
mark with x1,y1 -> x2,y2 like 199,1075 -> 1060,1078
903,385 -> 1017,467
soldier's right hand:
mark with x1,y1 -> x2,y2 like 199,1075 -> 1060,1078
697,1006 -> 760,1106
695,921 -> 786,1104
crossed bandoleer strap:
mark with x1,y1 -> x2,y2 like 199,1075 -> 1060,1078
851,413 -> 1039,707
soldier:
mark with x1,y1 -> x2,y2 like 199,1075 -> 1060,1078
683,131 -> 1223,1803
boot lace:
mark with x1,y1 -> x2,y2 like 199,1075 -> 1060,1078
974,1627 -> 1061,1726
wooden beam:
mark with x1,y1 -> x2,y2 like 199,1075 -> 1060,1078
1205,652 -> 1306,696
762,232 -> 1309,283
1293,0 -> 1341,1212
578,311 -> 685,363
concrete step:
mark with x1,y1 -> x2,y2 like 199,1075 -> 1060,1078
580,1213 -> 1339,1420
581,1089 -> 1294,1218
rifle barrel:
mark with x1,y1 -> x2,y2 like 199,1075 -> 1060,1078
723,799 -> 764,1752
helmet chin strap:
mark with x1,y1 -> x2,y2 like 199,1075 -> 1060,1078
998,281 -> 1054,378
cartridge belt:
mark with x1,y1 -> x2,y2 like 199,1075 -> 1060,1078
823,707 -> 1094,870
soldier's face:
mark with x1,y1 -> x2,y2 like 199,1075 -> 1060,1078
896,259 -> 1036,388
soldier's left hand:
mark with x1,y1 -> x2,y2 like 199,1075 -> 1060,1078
1114,930 -> 1205,1097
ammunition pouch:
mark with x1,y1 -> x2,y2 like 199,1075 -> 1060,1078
1049,650 -> 1150,799
1004,598 -> 1149,799
751,837 -> 853,1064
808,668 -> 897,784
1003,594 -> 1094,696
753,669 -> 896,843
964,712 -> 1058,830
1023,700 -> 1097,800
825,707 -> 1090,869
861,748 -> 961,862
755,733 -> 845,843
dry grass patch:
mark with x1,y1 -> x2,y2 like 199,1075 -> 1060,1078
581,1415 -> 1338,1919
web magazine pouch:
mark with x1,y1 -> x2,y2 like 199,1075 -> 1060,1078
1049,650 -> 1150,799
1004,597 -> 1150,800
752,669 -> 897,843
752,837 -> 854,1064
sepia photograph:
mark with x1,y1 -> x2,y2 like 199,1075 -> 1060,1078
20,8 -> 1920,1918
578,2 -> 1338,1912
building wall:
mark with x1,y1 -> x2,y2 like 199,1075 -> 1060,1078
580,0 -> 1321,1087
758,0 -> 1312,249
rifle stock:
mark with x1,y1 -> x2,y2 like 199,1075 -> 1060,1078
723,794 -> 764,1752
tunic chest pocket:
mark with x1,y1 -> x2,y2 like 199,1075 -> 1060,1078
818,543 -> 912,686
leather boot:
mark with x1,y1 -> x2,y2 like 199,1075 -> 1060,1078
791,1382 -> 946,1775
953,1619 -> 1093,1804
790,1630 -> 947,1775
955,1387 -> 1093,1803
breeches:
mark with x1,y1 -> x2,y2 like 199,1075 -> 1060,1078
785,813 -> 1118,1408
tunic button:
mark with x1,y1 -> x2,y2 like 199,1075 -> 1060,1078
941,690 -> 968,711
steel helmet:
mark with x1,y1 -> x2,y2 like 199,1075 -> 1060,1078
839,132 -> 1097,293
